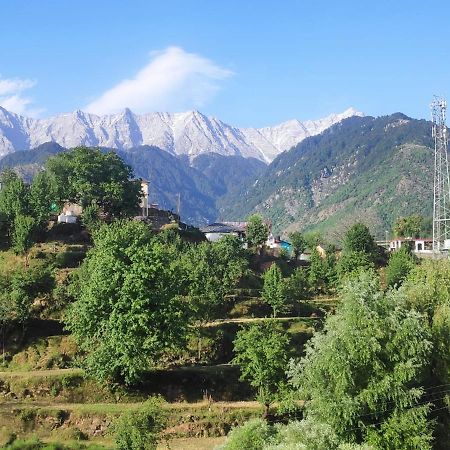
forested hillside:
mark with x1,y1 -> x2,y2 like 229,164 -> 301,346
0,144 -> 265,225
219,114 -> 435,238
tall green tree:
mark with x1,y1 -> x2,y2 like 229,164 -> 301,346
29,171 -> 58,229
343,223 -> 377,259
393,215 -> 424,238
0,170 -> 29,237
233,322 -> 290,416
184,235 -> 248,322
289,231 -> 307,260
12,214 -> 36,264
66,220 -> 189,384
46,147 -> 142,218
246,214 -> 269,249
288,272 -> 435,449
262,263 -> 285,317
385,246 -> 417,288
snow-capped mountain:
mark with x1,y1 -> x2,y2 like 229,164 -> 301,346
0,106 -> 363,163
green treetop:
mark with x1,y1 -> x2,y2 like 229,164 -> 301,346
45,147 -> 142,218
246,214 -> 269,249
262,263 -> 285,317
289,231 -> 307,260
233,321 -> 290,417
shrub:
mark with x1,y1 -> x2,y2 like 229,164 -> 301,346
385,246 -> 417,288
218,418 -> 275,450
114,397 -> 167,450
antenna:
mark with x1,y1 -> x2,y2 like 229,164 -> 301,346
431,97 -> 450,254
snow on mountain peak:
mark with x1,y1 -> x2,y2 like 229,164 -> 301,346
0,107 -> 363,162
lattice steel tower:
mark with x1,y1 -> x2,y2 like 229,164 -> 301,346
431,97 -> 450,253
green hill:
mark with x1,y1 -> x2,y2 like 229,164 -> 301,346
218,113 -> 435,239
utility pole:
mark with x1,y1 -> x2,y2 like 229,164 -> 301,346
431,97 -> 450,254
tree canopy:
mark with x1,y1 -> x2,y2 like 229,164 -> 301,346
233,321 -> 290,415
46,147 -> 142,218
246,214 -> 269,249
66,220 -> 190,383
288,271 -> 436,449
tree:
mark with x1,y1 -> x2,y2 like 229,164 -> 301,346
46,147 -> 142,218
0,170 -> 29,238
288,272 -> 435,448
284,267 -> 310,304
385,246 -> 417,288
393,215 -> 423,238
303,231 -> 322,251
337,251 -> 375,280
183,235 -> 248,361
401,260 -> 450,448
262,263 -> 285,317
246,214 -> 269,249
343,223 -> 377,259
308,248 -> 328,294
185,235 -> 248,323
81,202 -> 101,233
289,231 -> 307,260
29,171 -> 58,229
233,322 -> 290,416
114,397 -> 167,450
66,220 -> 190,384
11,215 -> 36,264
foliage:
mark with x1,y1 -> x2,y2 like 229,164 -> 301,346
114,397 -> 167,450
343,223 -> 377,258
308,243 -> 339,293
184,235 -> 248,322
385,246 -> 417,288
81,202 -> 101,233
284,267 -> 310,303
402,260 -> 450,389
11,214 -> 36,257
66,220 -> 190,383
289,231 -> 307,260
337,251 -> 375,279
393,215 -> 424,238
0,264 -> 55,324
218,418 -> 276,450
0,170 -> 29,223
288,272 -> 434,448
303,231 -> 322,251
262,263 -> 286,317
246,214 -> 269,249
233,322 -> 290,412
46,147 -> 141,218
219,114 -> 434,238
29,170 -> 58,228
266,417 -> 341,450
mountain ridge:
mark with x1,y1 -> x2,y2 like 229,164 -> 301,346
0,106 -> 363,162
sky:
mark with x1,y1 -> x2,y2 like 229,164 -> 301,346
1,0 -> 450,127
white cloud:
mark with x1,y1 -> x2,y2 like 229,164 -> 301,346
0,76 -> 43,116
85,47 -> 233,115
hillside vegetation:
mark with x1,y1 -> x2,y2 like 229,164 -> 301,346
219,114 -> 434,238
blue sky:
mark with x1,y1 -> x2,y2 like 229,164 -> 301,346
1,0 -> 450,127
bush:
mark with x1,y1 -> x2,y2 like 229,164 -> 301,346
114,397 -> 167,450
219,418 -> 275,450
386,247 -> 417,288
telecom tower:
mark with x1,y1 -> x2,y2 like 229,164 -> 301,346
431,97 -> 450,253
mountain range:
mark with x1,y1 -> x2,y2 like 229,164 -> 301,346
0,107 -> 436,239
0,106 -> 362,162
